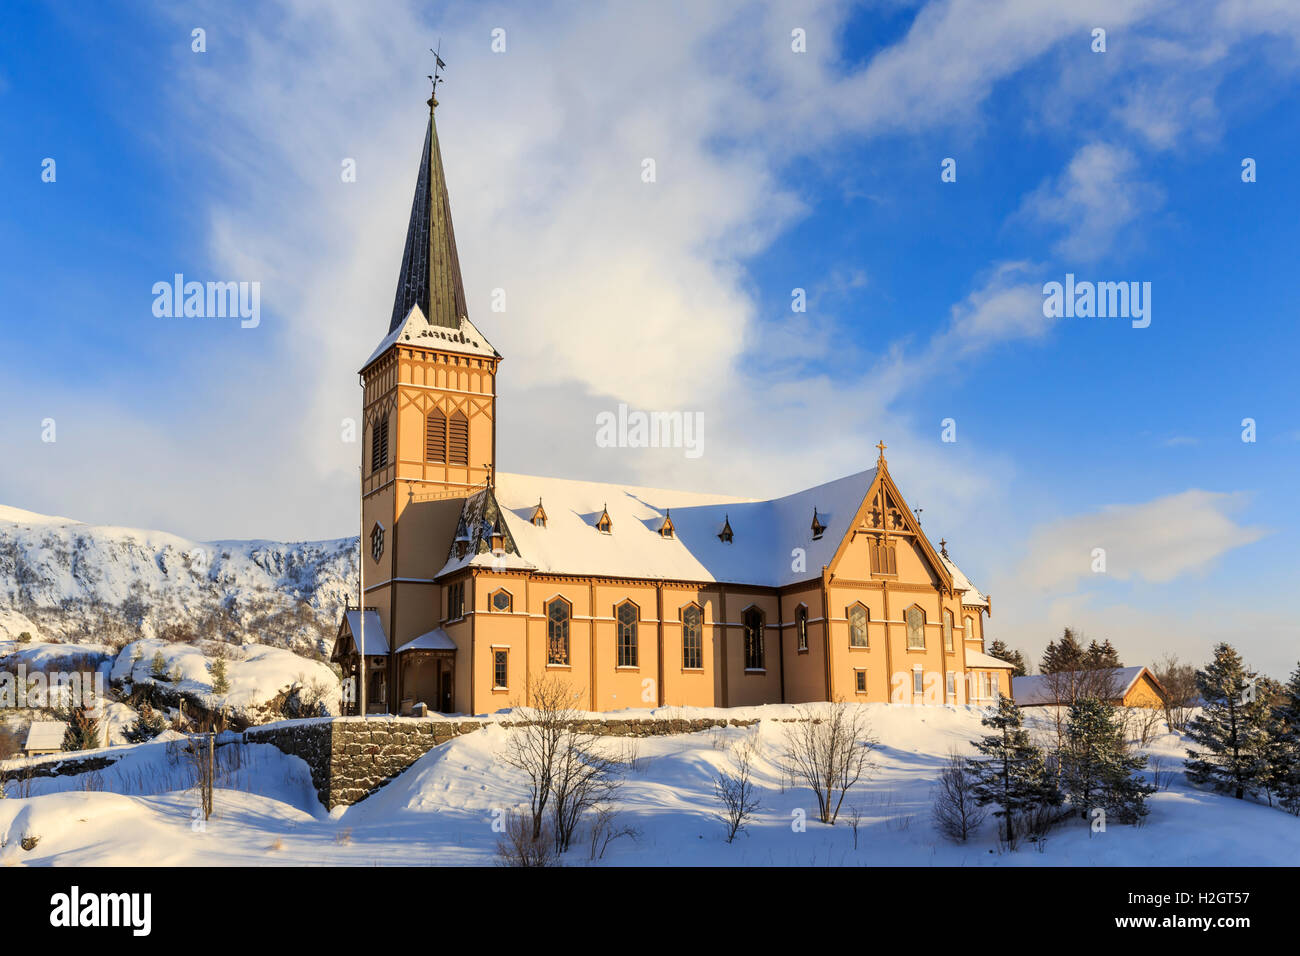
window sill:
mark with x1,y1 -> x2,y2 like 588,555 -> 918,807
491,687 -> 508,693
905,647 -> 927,653
680,667 -> 704,674
545,663 -> 571,670
744,668 -> 766,674
847,645 -> 870,652
616,665 -> 640,671
796,648 -> 809,655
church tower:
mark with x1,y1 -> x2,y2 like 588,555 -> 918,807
357,90 -> 501,707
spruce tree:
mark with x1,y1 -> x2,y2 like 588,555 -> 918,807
124,703 -> 168,744
209,645 -> 230,695
1268,664 -> 1300,815
1062,697 -> 1155,824
1185,643 -> 1271,800
987,640 -> 1028,678
150,650 -> 168,680
967,694 -> 1060,844
1041,628 -> 1085,674
60,707 -> 102,751
1085,640 -> 1122,670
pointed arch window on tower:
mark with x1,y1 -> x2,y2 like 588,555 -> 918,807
371,414 -> 389,473
448,411 -> 469,466
426,408 -> 447,463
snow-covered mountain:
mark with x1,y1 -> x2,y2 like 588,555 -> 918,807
0,504 -> 359,658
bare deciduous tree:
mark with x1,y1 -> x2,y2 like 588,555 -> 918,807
503,674 -> 578,841
932,747 -> 987,842
781,700 -> 877,825
713,736 -> 762,843
1154,653 -> 1198,731
550,724 -> 620,853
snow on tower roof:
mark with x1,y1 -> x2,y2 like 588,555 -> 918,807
362,304 -> 498,371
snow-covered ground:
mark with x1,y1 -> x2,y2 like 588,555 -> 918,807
3,703 -> 1295,866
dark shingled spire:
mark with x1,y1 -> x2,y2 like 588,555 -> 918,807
388,96 -> 468,334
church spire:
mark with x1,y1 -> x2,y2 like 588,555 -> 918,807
388,88 -> 468,334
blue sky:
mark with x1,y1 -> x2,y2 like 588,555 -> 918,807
1,0 -> 1297,675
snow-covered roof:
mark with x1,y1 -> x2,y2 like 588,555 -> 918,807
437,469 -> 879,588
964,650 -> 1015,670
940,553 -> 987,607
362,304 -> 498,371
1012,666 -> 1149,706
396,628 -> 457,653
343,610 -> 388,655
24,720 -> 68,751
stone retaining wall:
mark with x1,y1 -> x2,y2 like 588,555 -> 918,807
246,715 -> 761,809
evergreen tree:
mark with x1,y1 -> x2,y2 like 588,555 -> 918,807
59,707 -> 102,752
1062,697 -> 1155,824
1268,664 -> 1300,815
967,694 -> 1060,844
1185,643 -> 1271,800
1040,628 -> 1085,674
1085,640 -> 1122,670
124,703 -> 168,744
150,650 -> 168,680
209,645 -> 230,695
987,640 -> 1028,678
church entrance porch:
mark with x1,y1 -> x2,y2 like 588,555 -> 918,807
395,628 -> 458,715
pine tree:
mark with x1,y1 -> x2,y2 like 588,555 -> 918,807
967,694 -> 1061,845
987,640 -> 1028,678
1085,640 -> 1122,670
209,645 -> 230,695
59,707 -> 102,751
1062,697 -> 1155,824
124,703 -> 168,744
1185,643 -> 1271,800
1040,628 -> 1085,674
1268,664 -> 1300,815
150,650 -> 168,680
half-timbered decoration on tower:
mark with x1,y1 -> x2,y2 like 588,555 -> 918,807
332,86 -> 1015,716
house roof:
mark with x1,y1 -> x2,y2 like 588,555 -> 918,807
940,553 -> 988,607
1012,666 -> 1150,706
435,468 -> 990,595
24,720 -> 68,751
341,610 -> 388,655
396,628 -> 457,653
965,650 -> 1016,670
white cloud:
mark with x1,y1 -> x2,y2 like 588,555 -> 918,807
1013,489 -> 1267,593
1016,143 -> 1165,261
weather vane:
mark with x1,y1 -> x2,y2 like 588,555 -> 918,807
428,41 -> 447,101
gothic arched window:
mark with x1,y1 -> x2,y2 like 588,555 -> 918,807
906,606 -> 926,650
682,604 -> 703,670
547,598 -> 570,665
616,601 -> 639,667
848,603 -> 868,648
743,607 -> 764,670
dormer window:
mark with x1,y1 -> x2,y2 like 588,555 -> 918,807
657,509 -> 675,539
488,516 -> 506,554
811,508 -> 826,540
718,514 -> 734,544
530,498 -> 547,528
596,504 -> 613,534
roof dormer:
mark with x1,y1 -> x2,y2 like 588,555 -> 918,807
655,509 -> 676,539
595,504 -> 613,534
811,508 -> 827,540
718,514 -> 734,544
530,498 -> 547,528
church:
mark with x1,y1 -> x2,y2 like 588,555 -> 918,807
331,92 -> 1015,716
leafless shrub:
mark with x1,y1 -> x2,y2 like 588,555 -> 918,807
21,833 -> 40,851
550,729 -> 619,854
713,736 -> 762,843
495,809 -> 559,867
1147,756 -> 1172,792
846,805 -> 863,850
617,738 -> 646,773
932,748 -> 988,843
781,699 -> 877,825
587,805 -> 638,861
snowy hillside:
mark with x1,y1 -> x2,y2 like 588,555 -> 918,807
0,504 -> 358,657
3,703 -> 1296,866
